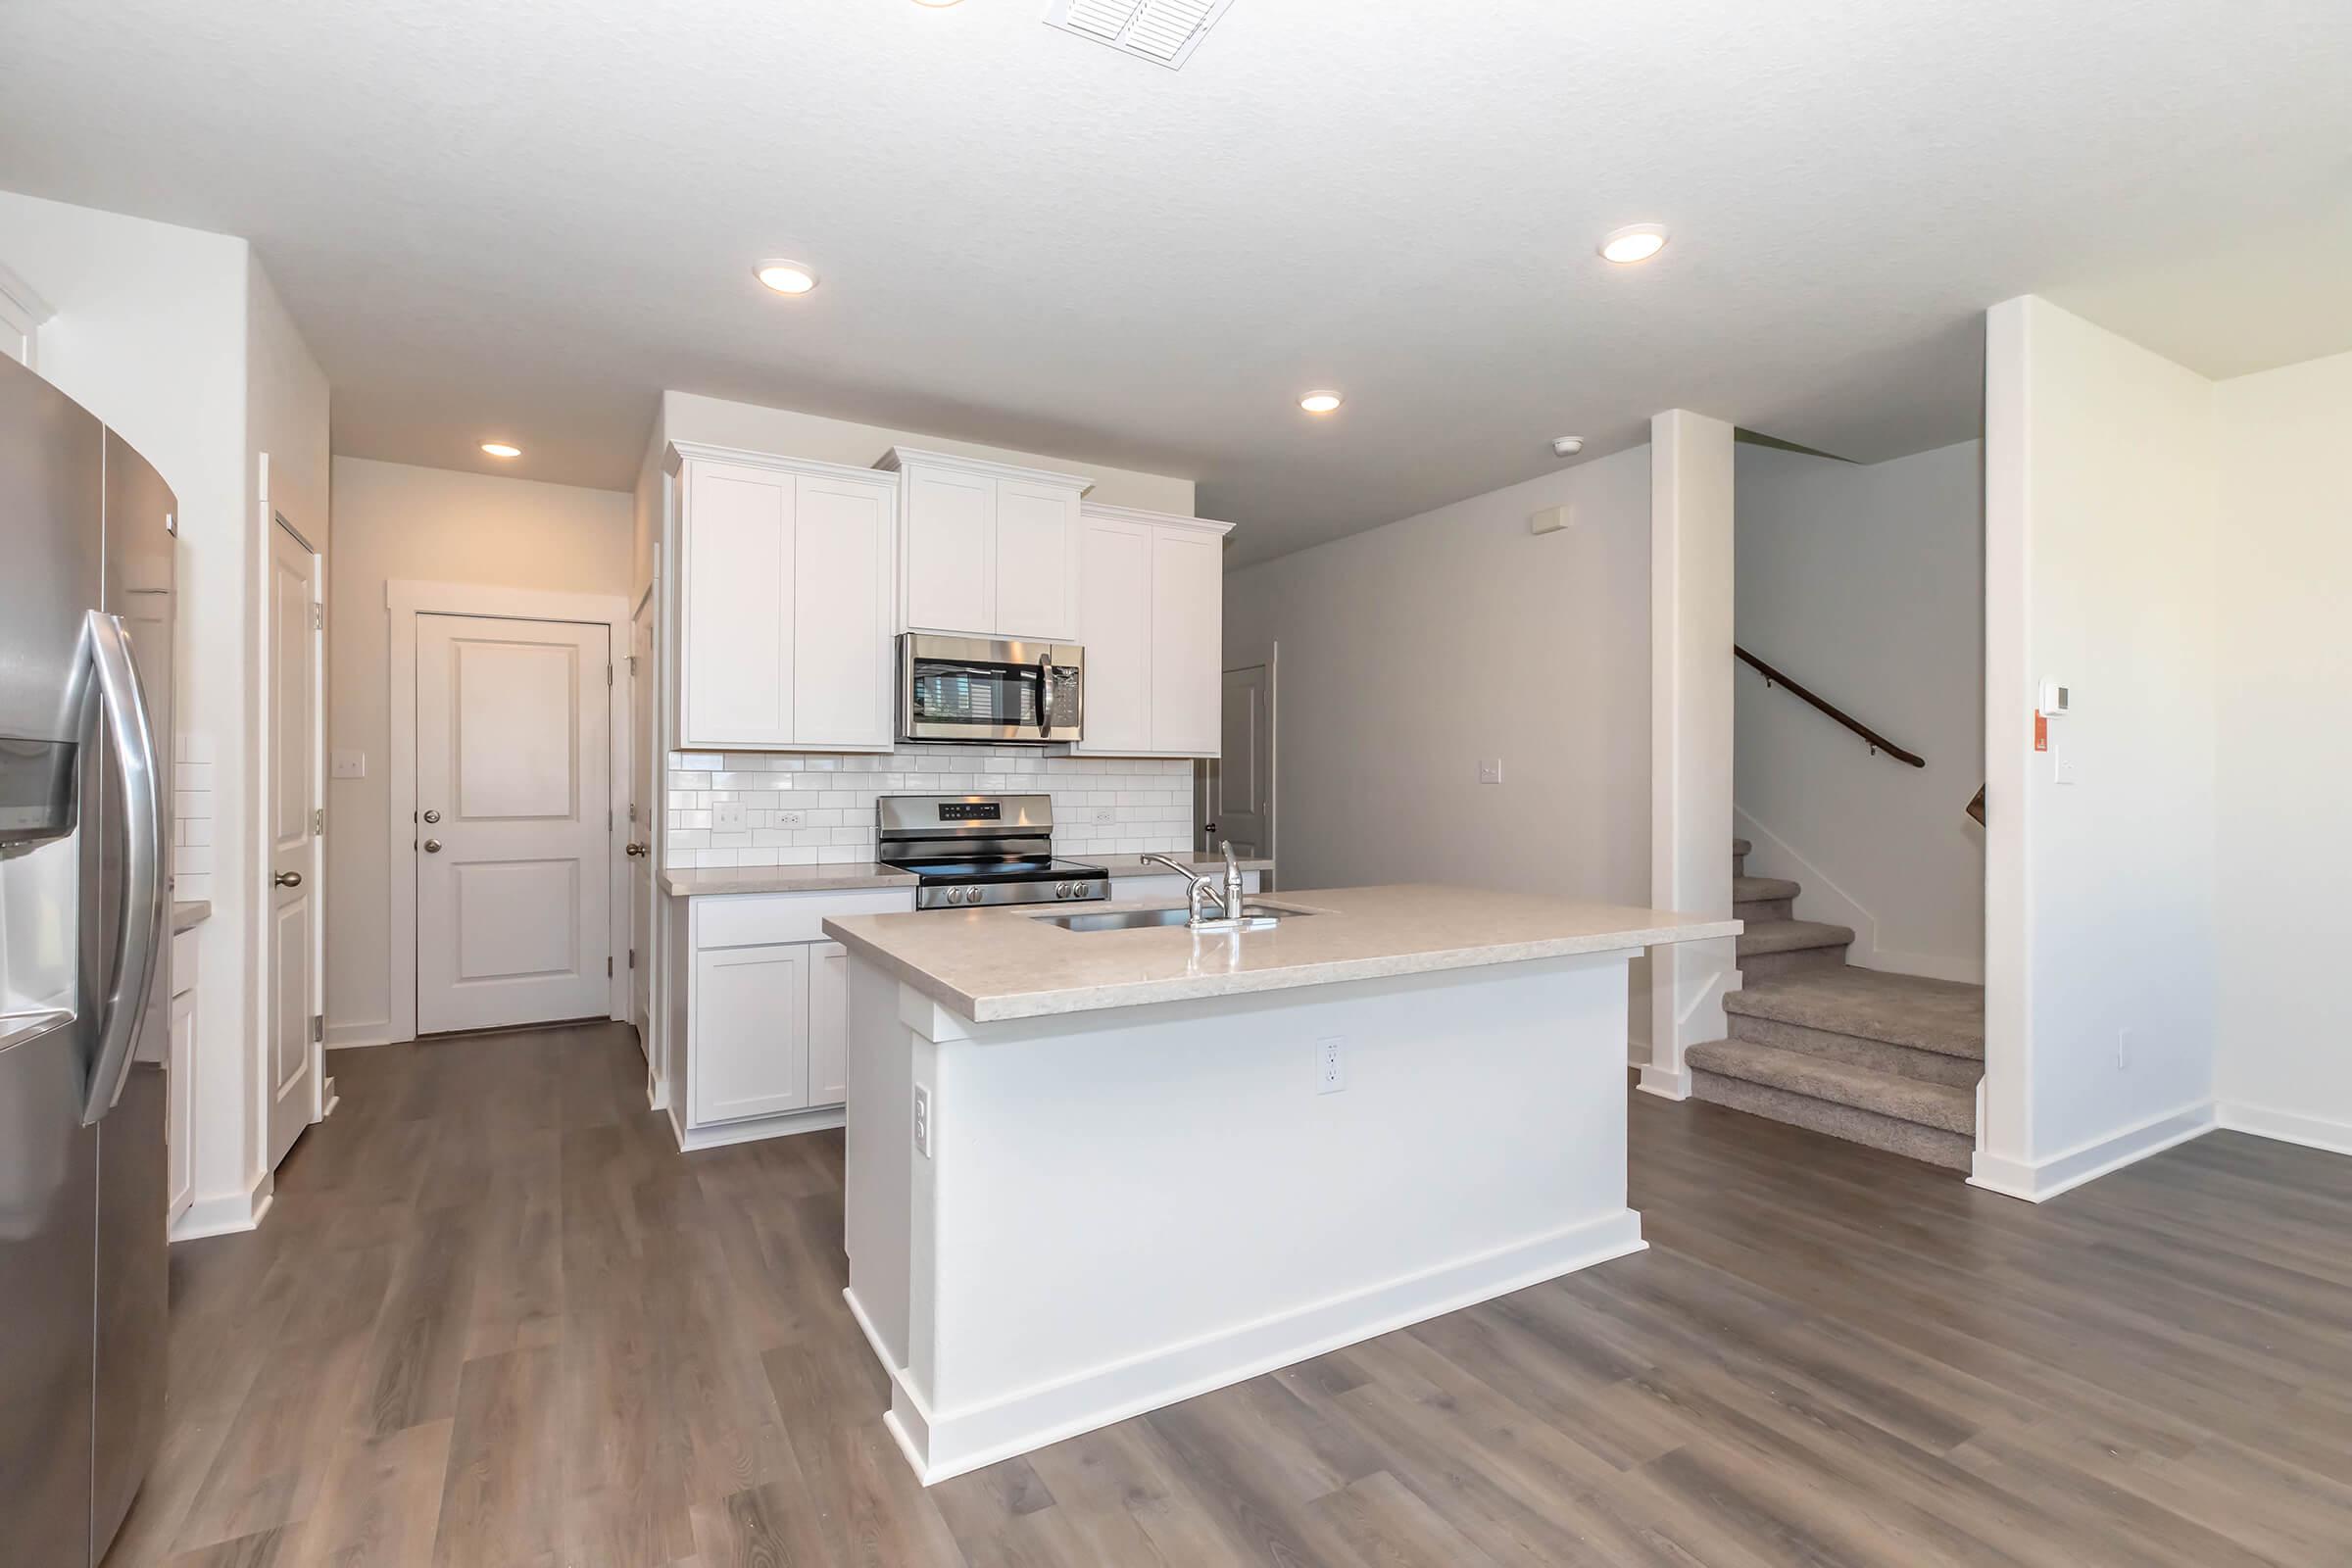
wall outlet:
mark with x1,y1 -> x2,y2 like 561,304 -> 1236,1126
2116,1027 -> 2132,1070
1089,806 -> 1118,826
773,808 -> 806,828
913,1084 -> 932,1157
1317,1037 -> 1346,1095
1478,759 -> 1504,785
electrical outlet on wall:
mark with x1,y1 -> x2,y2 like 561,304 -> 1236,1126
1089,806 -> 1118,826
1317,1037 -> 1346,1095
913,1084 -> 932,1157
1478,759 -> 1504,785
773,808 -> 806,828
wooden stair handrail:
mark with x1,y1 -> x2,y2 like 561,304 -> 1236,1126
1734,646 -> 1927,768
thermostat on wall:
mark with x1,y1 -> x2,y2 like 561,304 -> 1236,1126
2037,680 -> 2069,716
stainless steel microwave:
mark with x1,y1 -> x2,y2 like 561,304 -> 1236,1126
899,633 -> 1085,745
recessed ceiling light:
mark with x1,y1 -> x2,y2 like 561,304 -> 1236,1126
1298,391 -> 1344,415
912,0 -> 964,6
480,442 -> 521,459
755,260 -> 819,295
1598,223 -> 1669,265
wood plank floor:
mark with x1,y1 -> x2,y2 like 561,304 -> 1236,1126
110,1021 -> 2352,1567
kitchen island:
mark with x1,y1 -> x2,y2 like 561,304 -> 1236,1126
822,884 -> 1740,1483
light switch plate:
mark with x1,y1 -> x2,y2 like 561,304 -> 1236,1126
712,801 -> 747,831
330,749 -> 366,779
1478,759 -> 1504,785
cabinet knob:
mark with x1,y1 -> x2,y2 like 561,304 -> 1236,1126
273,870 -> 303,889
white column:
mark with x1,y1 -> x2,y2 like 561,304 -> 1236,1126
1643,410 -> 1737,1099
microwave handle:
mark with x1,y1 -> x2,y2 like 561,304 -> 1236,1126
1038,652 -> 1053,739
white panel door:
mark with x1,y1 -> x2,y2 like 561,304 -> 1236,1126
416,613 -> 612,1034
808,940 -> 848,1106
692,943 -> 809,1123
1077,514 -> 1152,753
793,472 -> 894,749
904,466 -> 993,633
266,519 -> 320,1172
1150,529 -> 1223,755
1207,662 -> 1272,859
681,461 -> 793,746
994,478 -> 1079,640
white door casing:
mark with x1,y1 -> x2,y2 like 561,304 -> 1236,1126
266,517 -> 322,1172
415,613 -> 612,1034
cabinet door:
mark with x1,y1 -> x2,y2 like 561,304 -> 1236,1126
168,988 -> 193,1220
994,478 -> 1080,640
682,461 -> 794,745
793,473 -> 894,749
904,466 -> 994,633
1150,528 -> 1223,755
1077,515 -> 1153,753
808,941 -> 849,1106
691,943 -> 809,1124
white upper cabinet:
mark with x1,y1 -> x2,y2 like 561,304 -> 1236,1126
1075,504 -> 1234,758
670,444 -> 897,752
879,448 -> 1089,642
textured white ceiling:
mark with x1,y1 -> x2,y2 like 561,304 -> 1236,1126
4,1 -> 2347,566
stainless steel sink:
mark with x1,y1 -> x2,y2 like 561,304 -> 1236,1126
1031,904 -> 1310,934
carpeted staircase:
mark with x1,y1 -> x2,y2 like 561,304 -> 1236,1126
1687,839 -> 1984,1170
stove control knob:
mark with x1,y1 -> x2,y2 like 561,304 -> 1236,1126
956,887 -> 976,906
1054,881 -> 1071,898
946,887 -> 965,906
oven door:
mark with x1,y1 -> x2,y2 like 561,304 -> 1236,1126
899,634 -> 1083,744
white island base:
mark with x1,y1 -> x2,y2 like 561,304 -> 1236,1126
839,944 -> 1650,1485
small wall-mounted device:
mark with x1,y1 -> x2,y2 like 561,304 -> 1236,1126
2037,680 -> 2070,716
1529,504 -> 1574,535
1550,436 -> 1585,458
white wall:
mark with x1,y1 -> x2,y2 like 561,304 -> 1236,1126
660,391 -> 1196,515
2214,349 -> 2352,1153
323,457 -> 632,1044
1978,296 -> 2220,1200
1223,443 -> 1653,915
0,190 -> 328,1225
1735,439 -> 1984,981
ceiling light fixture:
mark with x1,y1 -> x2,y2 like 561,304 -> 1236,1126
913,0 -> 965,6
480,442 -> 521,459
1598,223 -> 1669,265
755,260 -> 819,295
1298,391 -> 1344,415
1550,436 -> 1585,458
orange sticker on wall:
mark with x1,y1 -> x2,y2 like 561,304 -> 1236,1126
2034,712 -> 2048,753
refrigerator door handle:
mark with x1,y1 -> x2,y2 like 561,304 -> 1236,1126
78,610 -> 166,1127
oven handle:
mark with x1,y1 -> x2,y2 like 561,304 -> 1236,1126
1038,652 -> 1053,739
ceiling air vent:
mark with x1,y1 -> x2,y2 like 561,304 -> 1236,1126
1046,0 -> 1237,70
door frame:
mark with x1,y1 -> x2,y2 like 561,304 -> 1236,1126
385,580 -> 630,1045
1198,639 -> 1277,875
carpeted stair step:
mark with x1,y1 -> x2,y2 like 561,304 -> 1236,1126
1732,837 -> 1752,878
1733,874 -> 1800,924
1690,1064 -> 1975,1171
1725,967 -> 1984,1060
1687,1038 -> 1975,1135
1736,918 -> 1854,979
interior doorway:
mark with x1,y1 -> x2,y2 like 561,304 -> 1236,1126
1199,646 -> 1275,875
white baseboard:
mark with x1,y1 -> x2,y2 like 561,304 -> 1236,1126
670,1104 -> 845,1152
2218,1101 -> 2352,1158
1968,1100 -> 2217,1202
324,1019 -> 401,1050
874,1208 -> 1646,1486
1637,1063 -> 1691,1100
170,1170 -> 275,1241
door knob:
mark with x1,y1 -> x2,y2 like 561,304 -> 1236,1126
421,808 -> 441,823
625,842 -> 648,858
422,838 -> 443,854
273,870 -> 303,888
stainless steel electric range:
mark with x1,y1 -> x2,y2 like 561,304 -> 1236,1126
877,794 -> 1109,910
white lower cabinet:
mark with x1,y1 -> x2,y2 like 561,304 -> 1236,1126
678,888 -> 910,1142
691,943 -> 810,1125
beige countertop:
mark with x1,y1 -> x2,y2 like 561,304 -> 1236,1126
662,863 -> 917,897
172,900 -> 213,933
823,884 -> 1741,1023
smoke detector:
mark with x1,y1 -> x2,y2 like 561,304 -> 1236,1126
1046,0 -> 1237,69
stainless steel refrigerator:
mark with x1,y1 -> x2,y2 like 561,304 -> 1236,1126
1,351 -> 175,1566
